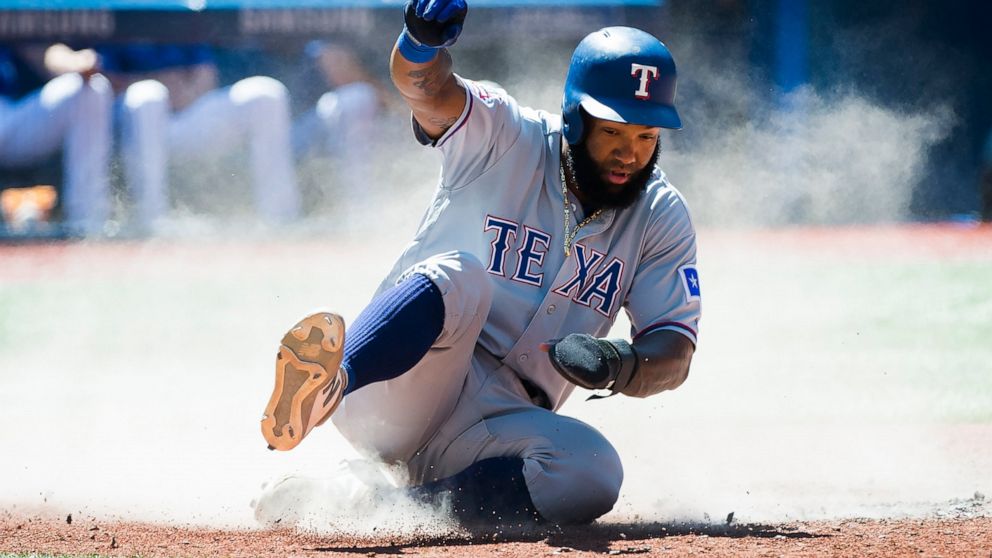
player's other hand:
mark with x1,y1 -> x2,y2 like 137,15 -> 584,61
404,0 -> 468,48
542,334 -> 638,393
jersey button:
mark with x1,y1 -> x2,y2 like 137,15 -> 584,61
518,353 -> 528,362
547,304 -> 556,314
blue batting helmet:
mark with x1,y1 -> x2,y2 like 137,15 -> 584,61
562,26 -> 682,145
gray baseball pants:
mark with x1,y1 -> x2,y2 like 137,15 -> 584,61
332,251 -> 623,524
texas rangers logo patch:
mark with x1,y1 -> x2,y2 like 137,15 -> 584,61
679,264 -> 701,301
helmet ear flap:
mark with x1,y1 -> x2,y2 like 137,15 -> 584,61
563,106 -> 591,145
562,96 -> 583,145
577,107 -> 593,144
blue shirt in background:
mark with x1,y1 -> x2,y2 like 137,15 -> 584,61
97,43 -> 214,74
0,45 -> 46,100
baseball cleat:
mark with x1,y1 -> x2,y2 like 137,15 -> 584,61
261,312 -> 348,451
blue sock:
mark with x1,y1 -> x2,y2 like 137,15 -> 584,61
410,457 -> 543,525
341,273 -> 444,394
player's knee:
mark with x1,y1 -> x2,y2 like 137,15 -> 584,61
527,425 -> 623,524
336,82 -> 379,119
72,74 -> 113,116
123,80 -> 170,110
315,91 -> 340,120
37,72 -> 85,107
231,76 -> 289,109
451,251 -> 488,285
401,251 -> 492,345
85,73 -> 113,101
411,251 -> 492,310
444,251 -> 493,314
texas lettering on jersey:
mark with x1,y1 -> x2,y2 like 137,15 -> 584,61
484,214 -> 624,317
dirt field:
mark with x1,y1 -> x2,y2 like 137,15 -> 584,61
3,508 -> 991,557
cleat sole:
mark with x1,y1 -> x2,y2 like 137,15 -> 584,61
261,312 -> 347,451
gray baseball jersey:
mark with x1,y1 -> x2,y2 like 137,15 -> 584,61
378,75 -> 701,411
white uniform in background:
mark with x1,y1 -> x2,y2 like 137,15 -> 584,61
293,81 -> 380,194
0,72 -> 113,234
120,75 -> 301,227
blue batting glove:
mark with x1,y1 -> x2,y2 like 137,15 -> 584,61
403,0 -> 467,49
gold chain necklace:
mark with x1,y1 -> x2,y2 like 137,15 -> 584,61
560,160 -> 604,257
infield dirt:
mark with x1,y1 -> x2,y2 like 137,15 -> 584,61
3,510 -> 991,557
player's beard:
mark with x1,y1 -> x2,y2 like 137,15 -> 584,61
564,141 -> 661,211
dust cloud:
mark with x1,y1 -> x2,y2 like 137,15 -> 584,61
665,87 -> 953,226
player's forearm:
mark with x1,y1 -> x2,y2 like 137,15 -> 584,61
389,45 -> 462,133
391,0 -> 467,139
623,329 -> 694,397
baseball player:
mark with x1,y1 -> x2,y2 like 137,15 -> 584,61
261,0 -> 700,526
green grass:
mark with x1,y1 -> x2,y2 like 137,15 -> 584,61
702,255 -> 992,423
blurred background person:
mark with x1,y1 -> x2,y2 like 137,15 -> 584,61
292,41 -> 386,199
0,43 -> 113,236
97,43 -> 301,232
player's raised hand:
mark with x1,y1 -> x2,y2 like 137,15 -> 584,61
404,0 -> 468,49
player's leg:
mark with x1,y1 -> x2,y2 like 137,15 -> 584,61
415,407 -> 624,525
325,83 -> 379,198
263,251 -> 492,456
331,253 -> 494,463
0,73 -> 112,234
61,73 -> 112,234
292,82 -> 378,205
290,106 -> 323,159
410,455 -> 540,524
120,80 -> 171,229
261,270 -> 446,451
232,76 -> 300,223
169,77 -> 300,223
298,83 -> 378,157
